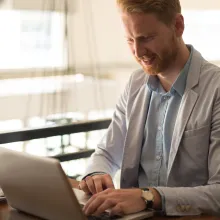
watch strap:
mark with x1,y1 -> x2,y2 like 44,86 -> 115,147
141,188 -> 154,209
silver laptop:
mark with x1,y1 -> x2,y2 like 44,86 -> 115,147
9,209 -> 44,220
0,148 -> 154,220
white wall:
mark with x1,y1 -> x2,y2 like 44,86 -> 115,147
68,0 -> 136,71
180,0 -> 220,9
11,0 -> 220,10
12,0 -> 75,12
0,0 -> 13,9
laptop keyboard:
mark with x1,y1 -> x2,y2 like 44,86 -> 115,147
88,212 -> 118,220
81,204 -> 118,219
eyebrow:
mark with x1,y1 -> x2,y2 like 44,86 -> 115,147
125,32 -> 157,40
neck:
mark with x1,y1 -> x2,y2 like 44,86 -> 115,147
158,41 -> 190,92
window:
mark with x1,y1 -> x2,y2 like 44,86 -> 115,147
183,10 -> 220,62
0,10 -> 65,70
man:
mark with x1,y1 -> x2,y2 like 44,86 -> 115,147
78,0 -> 220,217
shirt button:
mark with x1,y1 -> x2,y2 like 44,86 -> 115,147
156,155 -> 161,161
158,126 -> 162,131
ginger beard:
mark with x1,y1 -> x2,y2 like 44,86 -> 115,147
136,33 -> 179,75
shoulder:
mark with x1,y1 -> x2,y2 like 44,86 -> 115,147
195,59 -> 220,103
200,60 -> 220,89
201,60 -> 220,77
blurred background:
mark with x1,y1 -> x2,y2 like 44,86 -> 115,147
0,0 -> 220,182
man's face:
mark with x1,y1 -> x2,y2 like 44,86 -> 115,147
121,12 -> 180,75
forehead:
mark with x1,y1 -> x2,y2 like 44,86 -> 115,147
121,12 -> 167,37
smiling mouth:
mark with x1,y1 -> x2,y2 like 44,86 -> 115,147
141,56 -> 156,66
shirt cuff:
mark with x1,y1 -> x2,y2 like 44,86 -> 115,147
82,172 -> 107,180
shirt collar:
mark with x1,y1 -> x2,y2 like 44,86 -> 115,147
146,45 -> 193,97
147,75 -> 160,92
172,45 -> 193,96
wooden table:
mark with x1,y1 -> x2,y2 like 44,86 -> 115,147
0,201 -> 219,220
0,180 -> 219,220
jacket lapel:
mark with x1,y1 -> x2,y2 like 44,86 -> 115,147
121,85 -> 151,188
167,47 -> 203,180
167,89 -> 198,178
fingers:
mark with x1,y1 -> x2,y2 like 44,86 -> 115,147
78,180 -> 90,194
79,174 -> 114,195
82,188 -> 144,217
85,176 -> 96,194
82,189 -> 124,217
83,195 -> 105,215
93,198 -> 116,216
110,203 -> 125,217
83,191 -> 108,210
93,177 -> 103,193
83,195 -> 116,216
103,174 -> 115,189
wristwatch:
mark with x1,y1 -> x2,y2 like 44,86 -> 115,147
141,188 -> 154,209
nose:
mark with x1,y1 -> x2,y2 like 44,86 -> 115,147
134,41 -> 146,59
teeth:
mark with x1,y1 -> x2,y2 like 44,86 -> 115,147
142,57 -> 153,62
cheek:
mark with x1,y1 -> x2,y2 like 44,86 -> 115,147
144,41 -> 160,56
127,43 -> 135,55
152,41 -> 169,58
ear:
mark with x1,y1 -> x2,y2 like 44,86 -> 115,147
174,14 -> 184,37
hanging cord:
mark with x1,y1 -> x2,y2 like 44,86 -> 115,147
38,0 -> 55,124
82,0 -> 106,117
23,0 -> 52,125
49,0 -> 58,125
22,0 -> 52,152
63,0 -> 79,122
60,0 -> 69,123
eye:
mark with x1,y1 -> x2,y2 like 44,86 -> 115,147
126,38 -> 134,44
147,36 -> 155,41
141,36 -> 155,42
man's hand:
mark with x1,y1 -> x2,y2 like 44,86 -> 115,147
78,174 -> 115,195
83,188 -> 146,217
68,178 -> 79,189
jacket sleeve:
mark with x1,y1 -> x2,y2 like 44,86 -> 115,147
156,88 -> 220,216
83,74 -> 132,179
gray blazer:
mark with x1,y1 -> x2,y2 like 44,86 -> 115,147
84,48 -> 220,216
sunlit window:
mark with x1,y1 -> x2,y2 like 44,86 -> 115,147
183,10 -> 220,62
0,119 -> 23,132
0,10 -> 65,69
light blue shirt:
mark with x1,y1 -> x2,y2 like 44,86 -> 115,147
138,46 -> 193,188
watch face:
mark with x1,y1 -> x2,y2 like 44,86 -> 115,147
142,191 -> 154,201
